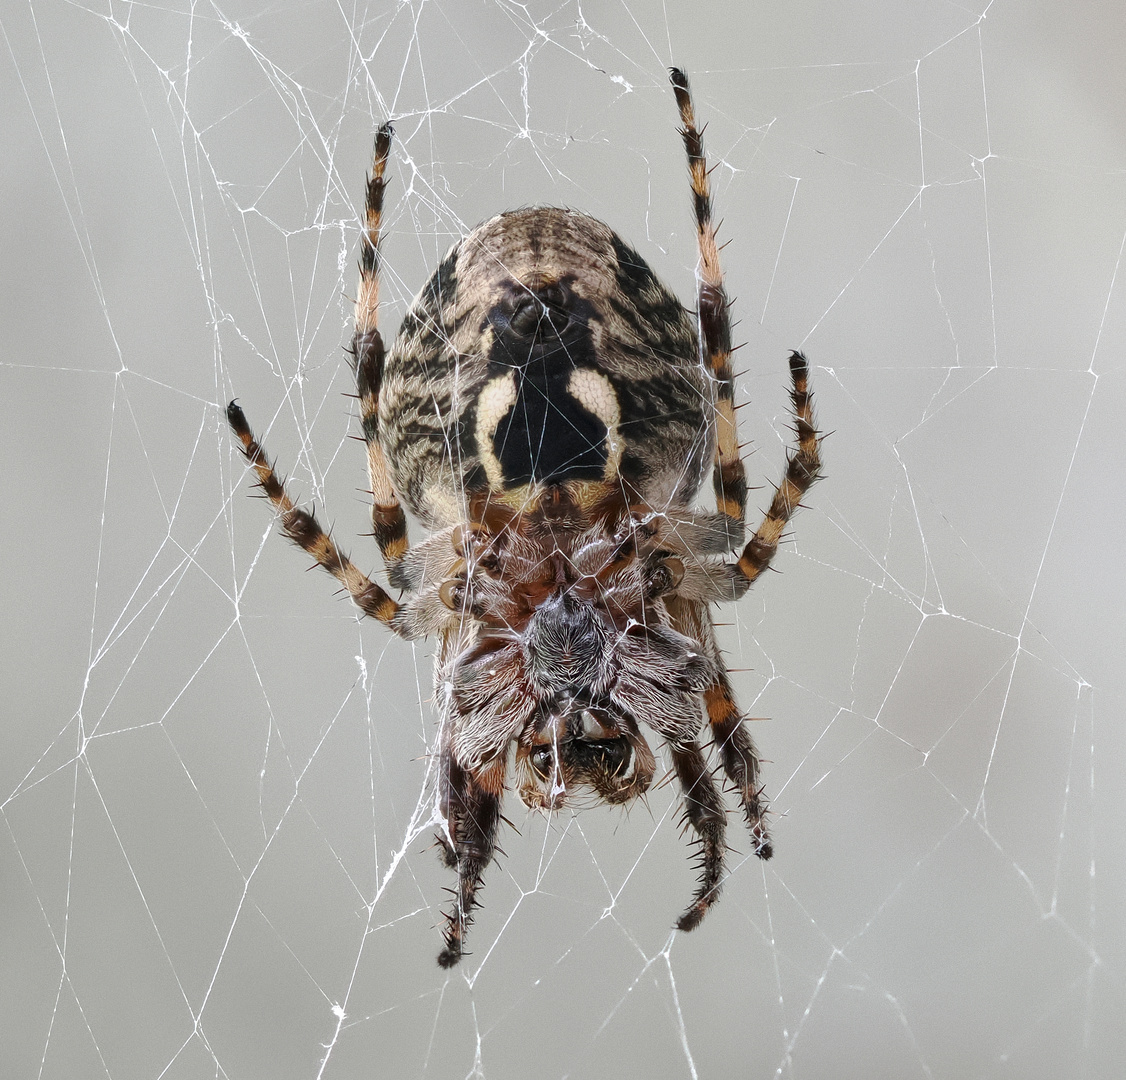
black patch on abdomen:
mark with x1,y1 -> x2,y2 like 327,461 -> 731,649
483,287 -> 609,488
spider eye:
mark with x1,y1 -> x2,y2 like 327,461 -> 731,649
530,746 -> 554,778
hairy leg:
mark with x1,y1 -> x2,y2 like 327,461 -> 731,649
227,403 -> 402,630
729,352 -> 821,592
669,738 -> 728,931
352,123 -> 411,575
670,68 -> 745,531
667,596 -> 772,859
436,752 -> 504,967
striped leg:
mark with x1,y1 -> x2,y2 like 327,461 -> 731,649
353,123 -> 410,572
436,751 -> 505,968
669,738 -> 728,931
704,672 -> 773,858
227,403 -> 402,631
668,596 -> 773,867
670,68 -> 746,528
677,356 -> 820,863
730,352 -> 821,591
669,72 -> 819,874
670,71 -> 822,577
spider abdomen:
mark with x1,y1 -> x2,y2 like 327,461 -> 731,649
380,207 -> 714,524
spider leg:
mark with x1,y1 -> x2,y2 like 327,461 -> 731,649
669,73 -> 819,862
669,738 -> 728,931
664,358 -> 819,893
667,595 -> 773,859
227,403 -> 403,632
436,752 -> 504,968
670,68 -> 745,530
728,352 -> 821,592
704,672 -> 773,857
352,123 -> 411,578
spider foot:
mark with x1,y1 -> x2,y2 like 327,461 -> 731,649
676,900 -> 710,933
436,897 -> 467,967
437,939 -> 463,968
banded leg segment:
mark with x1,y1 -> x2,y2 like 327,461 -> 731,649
668,596 -> 773,861
227,403 -> 402,631
732,351 -> 821,590
669,738 -> 728,931
670,67 -> 746,526
704,675 -> 773,858
436,753 -> 504,968
353,123 -> 409,571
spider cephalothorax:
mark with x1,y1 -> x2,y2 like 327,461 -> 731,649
428,504 -> 718,806
228,69 -> 821,967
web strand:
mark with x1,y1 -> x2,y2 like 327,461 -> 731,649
2,3 -> 1117,1078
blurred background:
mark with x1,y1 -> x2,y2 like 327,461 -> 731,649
2,1 -> 1123,1077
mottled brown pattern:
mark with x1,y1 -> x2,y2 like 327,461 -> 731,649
379,206 -> 711,527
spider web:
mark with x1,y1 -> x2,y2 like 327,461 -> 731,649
3,0 -> 1124,1077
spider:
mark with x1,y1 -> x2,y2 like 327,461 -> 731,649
228,69 -> 821,967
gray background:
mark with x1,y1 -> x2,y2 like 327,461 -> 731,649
3,1 -> 1124,1077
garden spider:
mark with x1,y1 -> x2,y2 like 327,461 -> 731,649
228,69 -> 821,966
